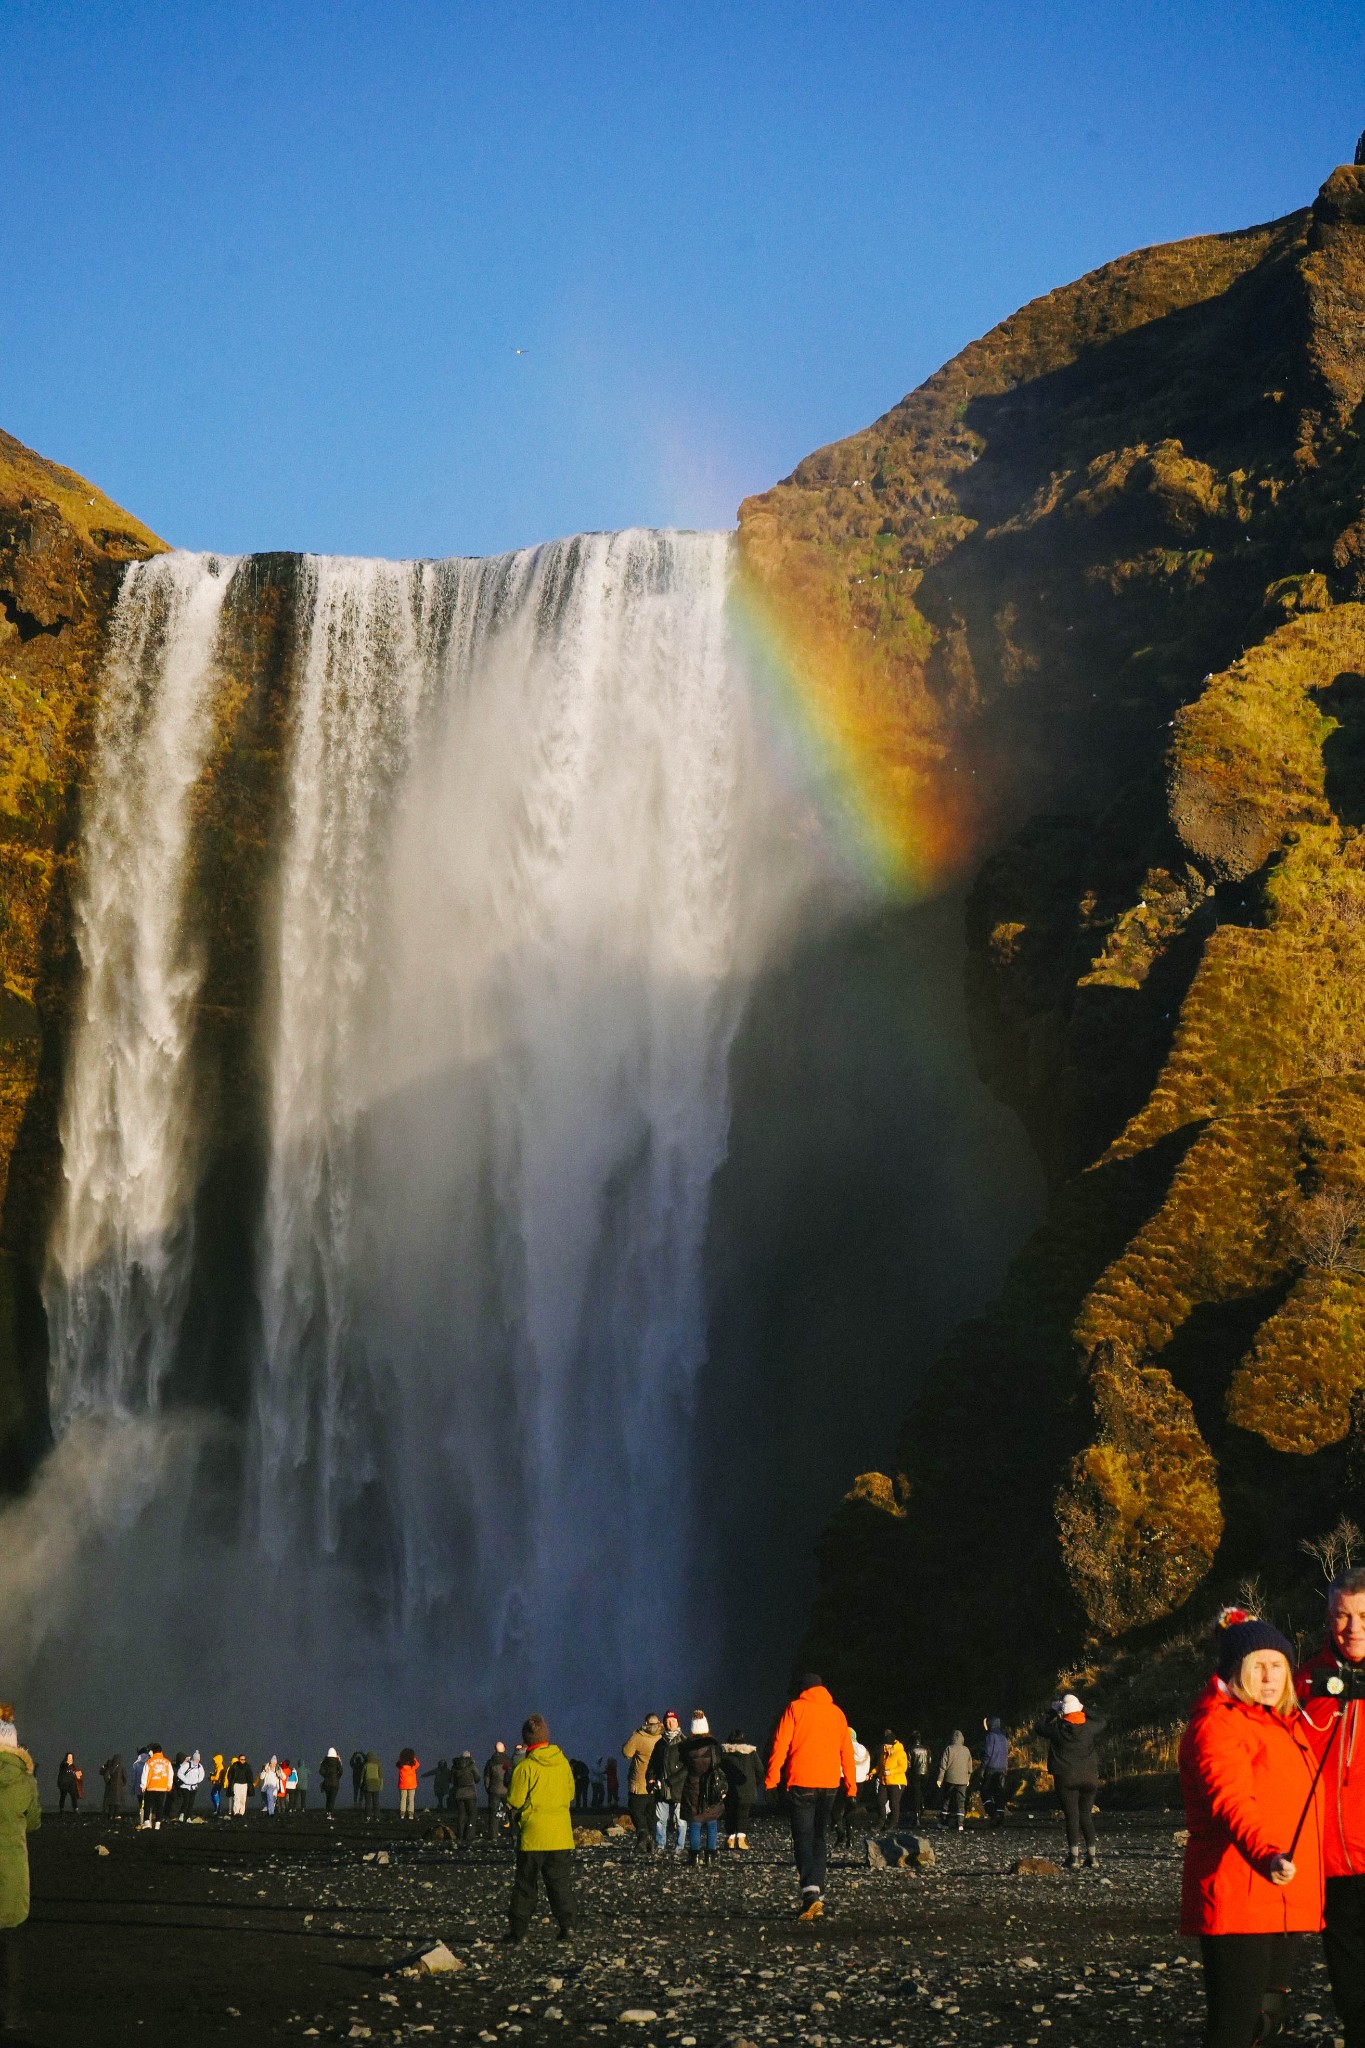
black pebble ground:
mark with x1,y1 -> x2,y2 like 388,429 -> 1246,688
13,1809 -> 1347,2045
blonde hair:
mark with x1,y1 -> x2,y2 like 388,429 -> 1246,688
1229,1650 -> 1296,1718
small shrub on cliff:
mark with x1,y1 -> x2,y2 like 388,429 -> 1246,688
1293,1187 -> 1365,1274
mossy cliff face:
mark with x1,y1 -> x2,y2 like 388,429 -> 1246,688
756,165 -> 1365,1726
0,432 -> 164,1475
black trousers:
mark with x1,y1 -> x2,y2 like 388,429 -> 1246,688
143,1790 -> 168,1824
454,1794 -> 477,1843
1058,1783 -> 1097,1852
980,1769 -> 1006,1820
726,1794 -> 754,1838
58,1788 -> 79,1812
324,1785 -> 338,1812
0,1927 -> 21,2033
884,1784 -> 903,1827
1199,1933 -> 1299,2047
509,1849 -> 574,1937
1326,1873 -> 1365,2046
909,1774 -> 926,1823
787,1787 -> 838,1896
939,1784 -> 967,1825
628,1791 -> 654,1843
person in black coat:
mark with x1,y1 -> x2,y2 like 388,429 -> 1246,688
349,1750 -> 366,1807
451,1752 -> 479,1842
679,1713 -> 726,1865
319,1750 -> 344,1817
100,1755 -> 126,1815
1035,1692 -> 1107,1870
647,1711 -> 688,1856
484,1744 -> 510,1839
722,1731 -> 761,1850
56,1753 -> 82,1813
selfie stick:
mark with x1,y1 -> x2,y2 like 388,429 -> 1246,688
1287,1701 -> 1344,1862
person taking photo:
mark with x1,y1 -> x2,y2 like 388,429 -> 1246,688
1182,1609 -> 1324,2047
1298,1563 -> 1365,2046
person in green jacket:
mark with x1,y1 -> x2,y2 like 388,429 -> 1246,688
362,1751 -> 383,1820
0,1703 -> 40,2038
505,1714 -> 575,1943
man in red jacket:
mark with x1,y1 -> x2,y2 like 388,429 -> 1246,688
1298,1565 -> 1365,2045
765,1673 -> 857,1922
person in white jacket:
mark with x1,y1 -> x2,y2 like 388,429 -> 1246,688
259,1758 -> 282,1816
839,1728 -> 872,1846
176,1751 -> 205,1820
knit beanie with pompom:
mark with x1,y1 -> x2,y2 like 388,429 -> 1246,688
1216,1607 -> 1295,1681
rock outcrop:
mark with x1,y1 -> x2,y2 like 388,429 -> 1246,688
0,433 -> 163,1477
749,163 -> 1365,1725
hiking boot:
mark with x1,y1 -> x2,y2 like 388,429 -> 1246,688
1084,1848 -> 1099,1870
737,1834 -> 749,1850
797,1894 -> 824,1923
685,1847 -> 698,1866
1065,1847 -> 1081,1870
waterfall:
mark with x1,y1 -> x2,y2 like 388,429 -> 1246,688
44,529 -> 825,1721
254,531 -> 801,1708
47,552 -> 238,1423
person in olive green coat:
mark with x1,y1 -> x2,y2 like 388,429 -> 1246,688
505,1714 -> 575,1942
0,1704 -> 40,2037
362,1751 -> 383,1820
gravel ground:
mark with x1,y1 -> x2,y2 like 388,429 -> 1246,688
15,1808 -> 1349,2045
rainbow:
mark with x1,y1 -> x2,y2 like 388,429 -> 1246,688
728,556 -> 969,900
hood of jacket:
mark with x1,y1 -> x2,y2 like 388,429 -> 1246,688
799,1684 -> 835,1708
724,1742 -> 756,1755
951,1730 -> 964,1744
987,1719 -> 1002,1733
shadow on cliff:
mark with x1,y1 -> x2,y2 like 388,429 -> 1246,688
693,887 -> 1046,1726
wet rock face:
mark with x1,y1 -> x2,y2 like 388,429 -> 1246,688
773,159 -> 1365,1725
0,429 -> 163,1477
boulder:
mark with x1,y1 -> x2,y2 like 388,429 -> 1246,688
867,1832 -> 935,1870
418,1942 -> 464,1975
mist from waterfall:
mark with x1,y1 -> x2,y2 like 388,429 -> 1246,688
34,530 -> 835,1738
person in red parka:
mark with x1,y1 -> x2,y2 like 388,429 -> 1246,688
1180,1609 -> 1325,2047
1297,1564 -> 1365,2047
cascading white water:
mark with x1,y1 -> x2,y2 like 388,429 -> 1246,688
46,551 -> 238,1423
255,532 -> 813,1710
43,528 -> 829,1723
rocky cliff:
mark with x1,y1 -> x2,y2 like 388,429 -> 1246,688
0,433 -> 163,1479
742,161 -> 1365,1725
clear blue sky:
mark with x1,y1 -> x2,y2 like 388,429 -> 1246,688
3,1 -> 1362,558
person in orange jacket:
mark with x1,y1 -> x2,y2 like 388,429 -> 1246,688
397,1749 -> 420,1819
1298,1565 -> 1365,2048
1181,1610 -> 1325,2047
765,1673 -> 856,1922
140,1745 -> 175,1831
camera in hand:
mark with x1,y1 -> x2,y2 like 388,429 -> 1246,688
1307,1662 -> 1365,1701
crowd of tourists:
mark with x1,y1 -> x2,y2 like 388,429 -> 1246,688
6,1567 -> 1365,2045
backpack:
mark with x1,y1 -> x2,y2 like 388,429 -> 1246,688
703,1763 -> 729,1809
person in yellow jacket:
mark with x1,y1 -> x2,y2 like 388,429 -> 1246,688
878,1731 -> 909,1829
505,1714 -> 576,1943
